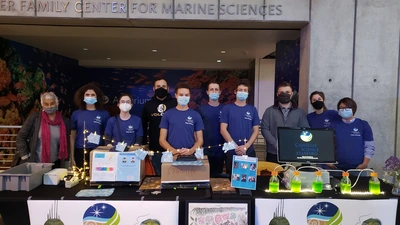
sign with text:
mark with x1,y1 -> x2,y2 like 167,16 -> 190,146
28,200 -> 179,224
0,0 -> 310,21
231,155 -> 258,190
255,198 -> 397,225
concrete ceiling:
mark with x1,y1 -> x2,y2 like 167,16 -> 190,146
0,22 -> 300,69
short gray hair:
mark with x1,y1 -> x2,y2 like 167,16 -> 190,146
40,92 -> 59,105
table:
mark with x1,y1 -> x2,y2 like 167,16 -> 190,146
0,176 -> 397,225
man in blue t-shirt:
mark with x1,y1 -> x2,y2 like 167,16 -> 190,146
159,82 -> 204,156
220,79 -> 260,174
198,82 -> 225,175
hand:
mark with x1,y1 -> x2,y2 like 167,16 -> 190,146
106,144 -> 113,147
326,164 -> 337,169
180,148 -> 193,155
356,163 -> 368,169
235,145 -> 247,156
70,159 -> 76,167
172,149 -> 181,155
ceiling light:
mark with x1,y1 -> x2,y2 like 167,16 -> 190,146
217,59 -> 222,63
152,49 -> 158,53
221,50 -> 226,54
162,59 -> 166,62
106,58 -> 111,60
83,48 -> 88,51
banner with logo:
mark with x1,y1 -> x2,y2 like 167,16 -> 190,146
255,198 -> 397,225
28,200 -> 179,224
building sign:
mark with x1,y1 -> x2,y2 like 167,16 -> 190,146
0,0 -> 309,21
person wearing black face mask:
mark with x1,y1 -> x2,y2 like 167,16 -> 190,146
261,82 -> 309,163
141,78 -> 177,175
307,91 -> 341,128
13,92 -> 70,168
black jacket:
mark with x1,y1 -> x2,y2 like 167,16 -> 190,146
141,94 -> 177,152
13,112 -> 71,166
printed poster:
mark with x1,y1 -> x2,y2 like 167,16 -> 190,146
255,198 -> 397,225
188,202 -> 249,225
231,155 -> 258,190
28,200 -> 179,225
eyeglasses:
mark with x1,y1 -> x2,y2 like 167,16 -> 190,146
339,107 -> 352,111
120,101 -> 132,104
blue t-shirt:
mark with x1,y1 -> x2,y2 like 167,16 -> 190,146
198,104 -> 225,156
332,118 -> 374,170
159,108 -> 204,149
104,115 -> 143,146
307,110 -> 341,128
71,109 -> 110,148
220,103 -> 260,153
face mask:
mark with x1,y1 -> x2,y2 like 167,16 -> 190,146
338,108 -> 353,119
277,93 -> 291,104
84,97 -> 97,105
209,93 -> 220,101
236,91 -> 248,101
311,100 -> 325,110
43,106 -> 57,114
177,96 -> 190,106
119,103 -> 132,112
155,88 -> 168,99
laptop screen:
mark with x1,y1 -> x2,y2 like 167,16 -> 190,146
277,127 -> 337,164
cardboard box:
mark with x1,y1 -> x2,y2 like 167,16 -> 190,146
89,147 -> 145,186
161,157 -> 210,183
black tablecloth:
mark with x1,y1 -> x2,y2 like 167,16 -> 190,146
0,176 -> 397,225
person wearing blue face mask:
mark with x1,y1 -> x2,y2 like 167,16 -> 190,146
159,82 -> 204,157
198,82 -> 225,175
220,79 -> 260,175
327,97 -> 375,171
70,83 -> 110,167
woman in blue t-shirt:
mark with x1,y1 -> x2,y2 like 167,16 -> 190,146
104,94 -> 143,149
328,97 -> 375,171
70,83 -> 110,167
307,91 -> 341,128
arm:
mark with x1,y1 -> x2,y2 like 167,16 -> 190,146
184,130 -> 203,155
245,125 -> 260,150
260,108 -> 277,148
299,109 -> 310,128
16,114 -> 36,159
135,118 -> 144,145
103,118 -> 115,146
220,122 -> 235,144
159,128 -> 178,154
358,122 -> 375,169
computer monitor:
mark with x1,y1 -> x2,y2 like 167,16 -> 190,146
277,127 -> 337,164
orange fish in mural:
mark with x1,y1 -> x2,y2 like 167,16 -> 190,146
0,97 -> 10,107
7,93 -> 17,102
14,82 -> 24,89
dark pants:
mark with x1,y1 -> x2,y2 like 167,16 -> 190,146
151,152 -> 163,176
74,147 -> 94,168
266,153 -> 279,164
225,150 -> 256,175
207,154 -> 225,175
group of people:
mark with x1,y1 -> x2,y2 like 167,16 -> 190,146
14,78 -> 375,175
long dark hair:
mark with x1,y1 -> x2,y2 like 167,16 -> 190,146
74,83 -> 105,110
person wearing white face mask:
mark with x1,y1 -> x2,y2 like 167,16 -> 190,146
159,82 -> 204,157
14,92 -> 70,168
104,94 -> 143,149
198,82 -> 225,175
327,97 -> 375,171
220,79 -> 260,175
70,83 -> 110,167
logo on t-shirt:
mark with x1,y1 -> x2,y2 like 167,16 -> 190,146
324,118 -> 329,122
185,116 -> 194,125
351,127 -> 361,137
126,125 -> 135,134
244,111 -> 252,121
94,115 -> 102,124
218,111 -> 222,119
151,104 -> 167,117
323,118 -> 331,127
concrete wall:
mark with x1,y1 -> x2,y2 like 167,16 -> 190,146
300,0 -> 400,176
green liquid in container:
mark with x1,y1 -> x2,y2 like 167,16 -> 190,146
312,181 -> 323,193
269,182 -> 279,193
340,183 -> 351,194
369,181 -> 380,195
291,180 -> 302,193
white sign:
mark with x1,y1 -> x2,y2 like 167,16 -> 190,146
255,198 -> 398,225
28,200 -> 179,224
0,0 -> 310,21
